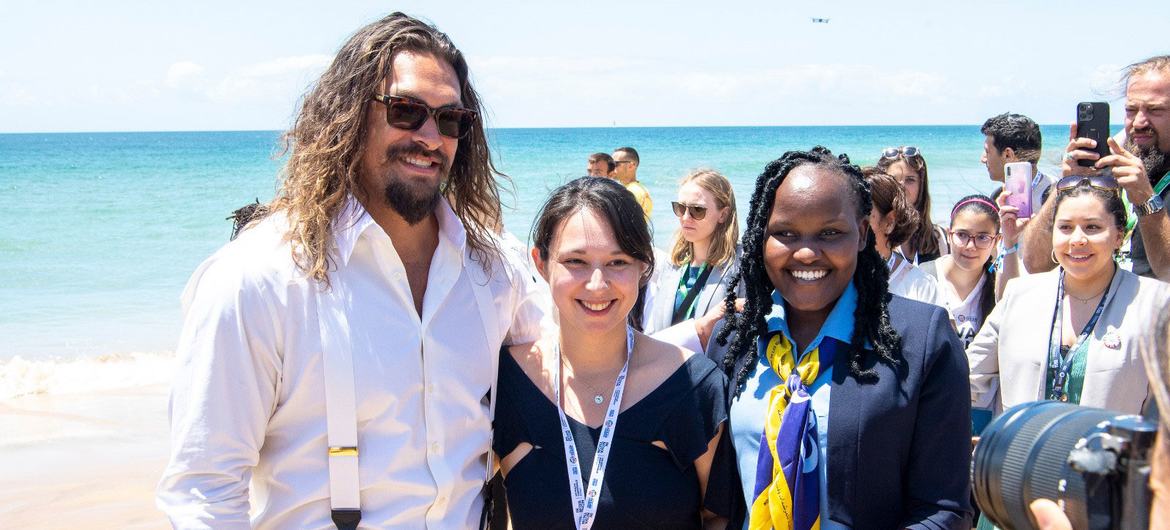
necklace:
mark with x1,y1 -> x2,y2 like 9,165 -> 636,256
561,358 -> 616,405
1067,286 -> 1108,304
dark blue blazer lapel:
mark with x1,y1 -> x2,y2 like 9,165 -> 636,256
826,338 -> 860,528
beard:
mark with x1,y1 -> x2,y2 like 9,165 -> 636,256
1126,128 -> 1170,181
379,144 -> 451,225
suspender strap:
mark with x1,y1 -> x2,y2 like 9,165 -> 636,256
316,245 -> 506,530
318,279 -> 362,530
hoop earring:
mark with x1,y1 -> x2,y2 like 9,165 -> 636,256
1051,250 -> 1059,265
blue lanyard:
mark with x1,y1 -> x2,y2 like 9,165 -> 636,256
1046,270 -> 1111,402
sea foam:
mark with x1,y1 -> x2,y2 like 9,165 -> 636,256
0,351 -> 176,400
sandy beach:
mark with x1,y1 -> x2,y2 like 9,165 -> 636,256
0,384 -> 171,529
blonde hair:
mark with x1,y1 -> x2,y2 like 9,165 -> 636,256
669,168 -> 739,268
263,13 -> 505,286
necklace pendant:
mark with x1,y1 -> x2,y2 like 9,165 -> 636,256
593,394 -> 605,405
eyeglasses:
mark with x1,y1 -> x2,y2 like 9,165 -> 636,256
881,146 -> 921,159
950,230 -> 997,249
371,94 -> 477,139
671,201 -> 708,220
1056,175 -> 1121,194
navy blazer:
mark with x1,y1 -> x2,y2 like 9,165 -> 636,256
707,295 -> 972,530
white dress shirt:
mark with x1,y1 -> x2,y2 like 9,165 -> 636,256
157,197 -> 544,529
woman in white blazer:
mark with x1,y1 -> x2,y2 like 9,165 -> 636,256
967,175 -> 1170,415
643,169 -> 743,334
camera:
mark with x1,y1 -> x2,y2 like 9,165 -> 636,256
973,401 -> 1157,530
1078,103 -> 1095,121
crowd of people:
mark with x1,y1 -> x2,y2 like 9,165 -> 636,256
156,12 -> 1170,530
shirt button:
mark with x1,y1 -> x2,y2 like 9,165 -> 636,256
427,383 -> 436,394
430,442 -> 441,453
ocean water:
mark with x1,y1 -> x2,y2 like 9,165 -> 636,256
0,126 -> 1068,396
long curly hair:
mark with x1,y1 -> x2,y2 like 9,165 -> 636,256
715,147 -> 902,393
266,12 -> 506,285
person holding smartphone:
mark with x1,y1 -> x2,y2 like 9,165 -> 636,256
1021,55 -> 1170,281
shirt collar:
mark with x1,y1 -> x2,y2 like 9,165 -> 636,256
332,194 -> 467,266
766,282 -> 858,356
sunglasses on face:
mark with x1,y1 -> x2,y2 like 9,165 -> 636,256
671,201 -> 708,220
1056,175 -> 1121,194
881,146 -> 921,159
950,231 -> 996,249
371,94 -> 477,139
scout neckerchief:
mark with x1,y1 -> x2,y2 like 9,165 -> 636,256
553,325 -> 635,530
671,262 -> 713,325
1045,269 -> 1111,404
749,332 -> 844,530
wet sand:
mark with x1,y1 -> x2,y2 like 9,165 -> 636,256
0,384 -> 171,529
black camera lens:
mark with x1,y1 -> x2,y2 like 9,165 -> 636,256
973,402 -> 1123,529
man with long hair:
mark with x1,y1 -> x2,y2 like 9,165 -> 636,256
157,13 -> 544,529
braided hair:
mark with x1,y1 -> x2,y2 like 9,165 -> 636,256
715,147 -> 902,394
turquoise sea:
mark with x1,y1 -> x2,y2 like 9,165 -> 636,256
0,126 -> 1070,366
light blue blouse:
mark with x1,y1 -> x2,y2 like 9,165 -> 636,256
730,284 -> 857,530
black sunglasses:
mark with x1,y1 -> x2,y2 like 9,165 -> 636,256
881,146 -> 921,159
671,201 -> 708,220
1056,175 -> 1120,193
371,94 -> 477,139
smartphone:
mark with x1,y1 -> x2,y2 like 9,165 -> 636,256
1075,102 -> 1111,168
1004,161 -> 1033,218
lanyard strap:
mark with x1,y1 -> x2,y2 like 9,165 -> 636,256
1155,171 -> 1170,197
671,262 -> 714,325
553,326 -> 634,530
1046,270 -> 1111,402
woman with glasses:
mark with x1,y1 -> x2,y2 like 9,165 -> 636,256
643,169 -> 743,335
493,177 -> 738,529
877,146 -> 949,264
708,147 -> 971,528
967,176 -> 1170,415
862,168 -> 943,306
920,195 -> 1003,349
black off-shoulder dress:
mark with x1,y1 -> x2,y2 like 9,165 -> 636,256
493,348 -> 739,529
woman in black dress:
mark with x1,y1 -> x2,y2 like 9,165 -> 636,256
493,177 -> 737,529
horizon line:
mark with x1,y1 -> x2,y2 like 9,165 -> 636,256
0,122 -> 1099,135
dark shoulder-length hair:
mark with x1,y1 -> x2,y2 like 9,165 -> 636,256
716,147 -> 902,394
531,177 -> 656,328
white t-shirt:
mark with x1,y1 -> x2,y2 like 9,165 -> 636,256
887,253 -> 944,307
938,273 -> 987,349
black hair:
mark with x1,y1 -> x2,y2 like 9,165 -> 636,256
531,176 -> 655,330
715,147 -> 902,393
949,194 -> 1000,319
589,152 -> 616,172
228,198 -> 269,240
980,112 -> 1042,162
614,146 -> 640,164
1051,182 -> 1129,232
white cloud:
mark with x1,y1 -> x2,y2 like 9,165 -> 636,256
242,54 -> 332,77
205,54 -> 331,103
165,61 -> 205,89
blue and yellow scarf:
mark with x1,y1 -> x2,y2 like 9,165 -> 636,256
749,333 -> 843,530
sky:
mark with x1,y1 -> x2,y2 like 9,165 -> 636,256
2,0 -> 1167,133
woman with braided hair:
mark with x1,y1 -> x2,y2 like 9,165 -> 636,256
706,147 -> 972,529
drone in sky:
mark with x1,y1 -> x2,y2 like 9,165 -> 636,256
810,17 -> 830,23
